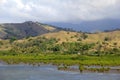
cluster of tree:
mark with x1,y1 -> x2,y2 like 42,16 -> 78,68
10,37 -> 92,54
9,37 -> 120,56
11,37 -> 57,54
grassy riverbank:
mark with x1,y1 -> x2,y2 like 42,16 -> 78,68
0,54 -> 120,66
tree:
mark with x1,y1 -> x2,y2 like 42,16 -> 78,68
51,45 -> 61,52
81,33 -> 88,40
10,37 -> 17,43
104,37 -> 111,41
96,44 -> 102,56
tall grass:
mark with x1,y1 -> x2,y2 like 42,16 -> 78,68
0,54 -> 120,66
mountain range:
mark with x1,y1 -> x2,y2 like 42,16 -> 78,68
48,19 -> 120,32
0,21 -> 120,51
0,20 -> 120,40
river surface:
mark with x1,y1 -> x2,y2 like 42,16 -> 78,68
0,63 -> 120,80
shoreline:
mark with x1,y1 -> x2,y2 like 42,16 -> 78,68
58,66 -> 120,74
0,61 -> 120,74
0,54 -> 120,74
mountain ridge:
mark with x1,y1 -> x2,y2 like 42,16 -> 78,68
0,21 -> 120,40
48,19 -> 120,32
0,21 -> 60,39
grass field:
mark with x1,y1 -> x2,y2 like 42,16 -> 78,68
0,54 -> 120,66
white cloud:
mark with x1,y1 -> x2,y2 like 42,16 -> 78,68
0,0 -> 7,4
0,0 -> 120,23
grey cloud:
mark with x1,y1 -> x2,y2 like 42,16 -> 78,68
0,0 -> 120,23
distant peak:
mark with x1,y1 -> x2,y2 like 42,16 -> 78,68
23,21 -> 40,26
24,21 -> 35,24
23,21 -> 43,25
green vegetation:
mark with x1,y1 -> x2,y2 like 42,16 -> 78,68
8,37 -> 120,56
0,53 -> 120,66
0,52 -> 120,72
81,33 -> 88,40
0,37 -> 119,67
10,36 -> 17,43
85,67 -> 110,72
0,37 -> 120,72
79,64 -> 85,72
0,28 -> 120,73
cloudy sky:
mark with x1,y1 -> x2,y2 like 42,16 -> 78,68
0,0 -> 120,23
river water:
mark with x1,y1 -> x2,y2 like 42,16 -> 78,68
0,63 -> 120,80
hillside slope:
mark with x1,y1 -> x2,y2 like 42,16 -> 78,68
6,29 -> 119,55
0,21 -> 120,54
39,30 -> 120,48
0,21 -> 59,39
14,29 -> 120,47
0,26 -> 120,55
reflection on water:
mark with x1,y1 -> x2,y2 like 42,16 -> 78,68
0,63 -> 120,80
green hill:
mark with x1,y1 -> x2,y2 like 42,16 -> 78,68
0,21 -> 60,39
6,29 -> 119,55
0,21 -> 120,56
